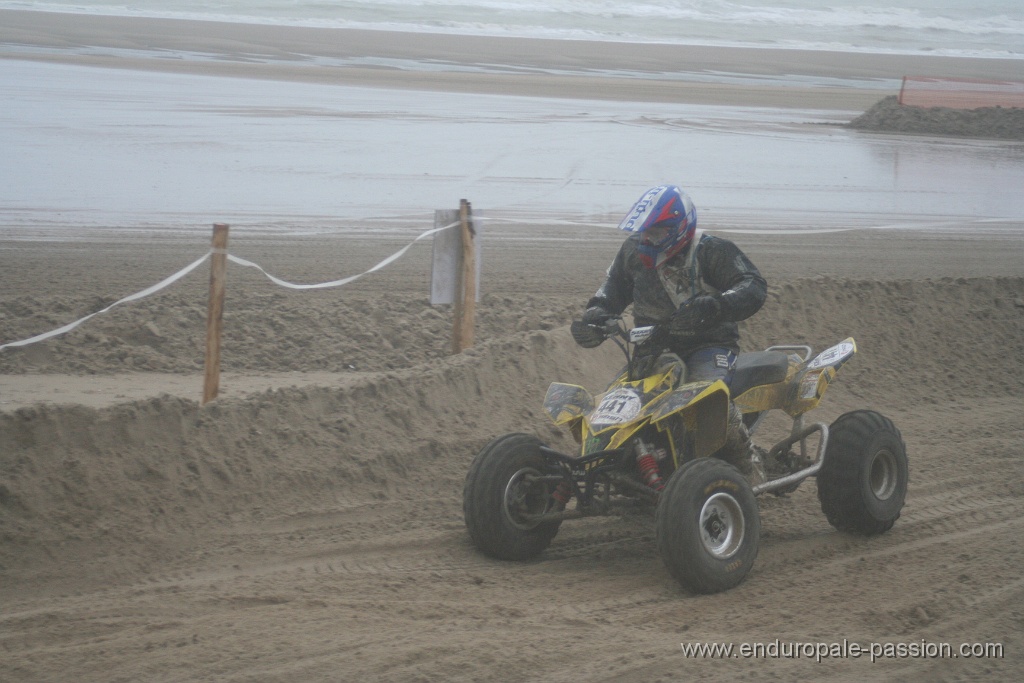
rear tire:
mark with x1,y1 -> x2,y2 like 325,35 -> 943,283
656,458 -> 760,593
463,433 -> 563,560
817,410 -> 908,535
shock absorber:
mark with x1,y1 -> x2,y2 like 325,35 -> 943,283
635,441 -> 665,491
550,480 -> 573,510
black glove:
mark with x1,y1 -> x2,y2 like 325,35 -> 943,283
582,305 -> 612,326
571,320 -> 606,348
669,295 -> 721,334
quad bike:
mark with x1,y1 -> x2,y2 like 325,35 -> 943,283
463,318 -> 908,594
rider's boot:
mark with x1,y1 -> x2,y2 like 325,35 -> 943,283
717,402 -> 753,474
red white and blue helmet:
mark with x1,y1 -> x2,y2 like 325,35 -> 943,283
617,185 -> 697,268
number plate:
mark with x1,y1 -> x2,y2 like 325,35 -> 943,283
589,388 -> 642,426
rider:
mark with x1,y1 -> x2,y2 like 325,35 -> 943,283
573,185 -> 767,472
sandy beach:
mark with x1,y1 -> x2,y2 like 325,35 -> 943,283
2,9 -> 1024,682
4,9 -> 1024,109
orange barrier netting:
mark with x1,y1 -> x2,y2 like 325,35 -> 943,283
898,76 -> 1024,110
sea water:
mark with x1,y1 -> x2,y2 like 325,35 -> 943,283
1,2 -> 1023,237
3,58 -> 1023,236
4,0 -> 1023,58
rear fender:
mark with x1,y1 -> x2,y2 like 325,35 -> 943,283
784,338 -> 857,417
651,380 -> 730,459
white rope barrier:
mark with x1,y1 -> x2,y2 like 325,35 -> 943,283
0,221 -> 459,352
0,252 -> 211,351
226,221 -> 458,290
2,214 -> 982,352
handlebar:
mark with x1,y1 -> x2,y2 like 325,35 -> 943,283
598,317 -> 624,338
572,317 -> 671,381
580,317 -> 665,346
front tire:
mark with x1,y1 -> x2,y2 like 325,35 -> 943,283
817,410 -> 908,535
656,458 -> 761,594
463,433 -> 563,560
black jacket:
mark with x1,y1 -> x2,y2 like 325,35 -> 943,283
587,233 -> 767,356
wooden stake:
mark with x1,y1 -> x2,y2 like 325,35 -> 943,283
203,223 -> 229,404
451,199 -> 476,353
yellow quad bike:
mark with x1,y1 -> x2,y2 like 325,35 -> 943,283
463,319 -> 908,594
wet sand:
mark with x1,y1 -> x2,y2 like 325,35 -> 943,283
3,9 -> 1023,109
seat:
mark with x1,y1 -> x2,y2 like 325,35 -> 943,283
730,351 -> 790,397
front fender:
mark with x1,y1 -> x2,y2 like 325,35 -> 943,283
651,380 -> 730,459
543,382 -> 594,425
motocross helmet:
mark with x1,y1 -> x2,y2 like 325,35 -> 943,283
617,185 -> 697,268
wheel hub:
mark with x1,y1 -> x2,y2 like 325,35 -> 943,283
699,492 -> 746,559
869,448 -> 899,499
503,467 -> 549,531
